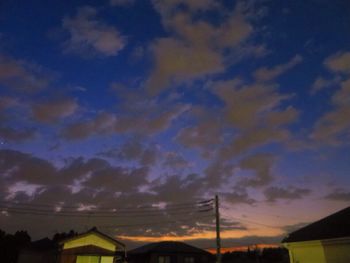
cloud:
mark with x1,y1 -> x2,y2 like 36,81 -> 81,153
282,222 -> 309,234
0,96 -> 18,110
324,189 -> 350,201
147,37 -> 224,94
162,151 -> 191,170
324,51 -> 350,74
147,3 -> 254,94
264,186 -> 311,202
110,0 -> 135,6
0,149 -> 220,239
32,98 -> 78,123
222,190 -> 255,205
239,153 -> 275,188
0,150 -> 57,185
0,96 -> 20,121
204,160 -> 235,188
0,127 -> 36,142
98,138 -> 159,166
253,55 -> 303,82
209,80 -> 296,159
152,0 -> 216,14
61,112 -> 117,140
82,166 -> 149,192
175,107 -> 224,150
0,149 -> 150,200
0,54 -> 52,92
217,10 -> 253,48
310,76 -> 340,94
150,173 -> 205,203
219,128 -> 290,159
311,77 -> 350,144
61,97 -> 189,140
62,6 -> 126,57
213,80 -> 292,129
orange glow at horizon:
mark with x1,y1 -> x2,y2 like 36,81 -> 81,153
117,227 -> 284,243
206,244 -> 281,254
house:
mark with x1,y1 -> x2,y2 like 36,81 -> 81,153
282,206 -> 350,263
17,227 -> 126,263
128,241 -> 214,263
58,227 -> 126,263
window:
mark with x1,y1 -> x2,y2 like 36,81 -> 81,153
76,256 -> 100,263
76,256 -> 114,263
184,256 -> 195,263
158,255 -> 171,263
100,256 -> 114,263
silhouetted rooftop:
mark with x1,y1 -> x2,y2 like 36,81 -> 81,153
59,227 -> 125,248
128,241 -> 211,255
282,206 -> 350,243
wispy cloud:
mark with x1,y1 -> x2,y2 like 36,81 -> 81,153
253,55 -> 303,82
0,54 -> 53,92
62,6 -> 126,57
32,98 -> 78,123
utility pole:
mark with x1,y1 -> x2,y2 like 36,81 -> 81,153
215,195 -> 221,263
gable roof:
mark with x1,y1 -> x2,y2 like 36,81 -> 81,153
282,206 -> 350,243
59,227 -> 125,248
128,241 -> 211,255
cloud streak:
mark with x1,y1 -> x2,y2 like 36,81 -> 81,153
62,6 -> 126,57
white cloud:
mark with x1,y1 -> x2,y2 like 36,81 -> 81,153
147,3 -> 254,94
110,0 -> 135,6
311,78 -> 350,144
324,51 -> 350,74
32,98 -> 78,123
254,55 -> 303,82
0,54 -> 52,92
62,6 -> 126,57
310,76 -> 340,94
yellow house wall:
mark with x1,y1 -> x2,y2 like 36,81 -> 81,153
323,242 -> 350,263
285,238 -> 350,263
288,241 -> 326,263
63,233 -> 116,252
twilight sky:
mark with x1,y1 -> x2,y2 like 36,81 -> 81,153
0,0 -> 350,250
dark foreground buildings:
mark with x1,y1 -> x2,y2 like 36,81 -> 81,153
128,241 -> 214,263
17,227 -> 125,263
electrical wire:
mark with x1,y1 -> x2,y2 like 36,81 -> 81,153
0,206 -> 214,218
0,199 -> 214,212
0,199 -> 214,218
0,204 -> 213,215
97,214 -> 215,229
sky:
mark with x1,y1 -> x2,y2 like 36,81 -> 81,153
0,0 -> 350,251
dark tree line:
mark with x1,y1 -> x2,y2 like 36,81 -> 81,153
0,229 -> 31,263
222,247 -> 289,263
0,229 -> 77,263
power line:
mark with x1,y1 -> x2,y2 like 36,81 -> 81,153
0,199 -> 214,212
220,211 -> 283,229
0,201 -> 213,214
98,214 -> 215,229
221,205 -> 304,221
0,202 -> 214,218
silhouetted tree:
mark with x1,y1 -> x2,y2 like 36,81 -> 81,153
52,229 -> 78,242
0,229 -> 31,263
